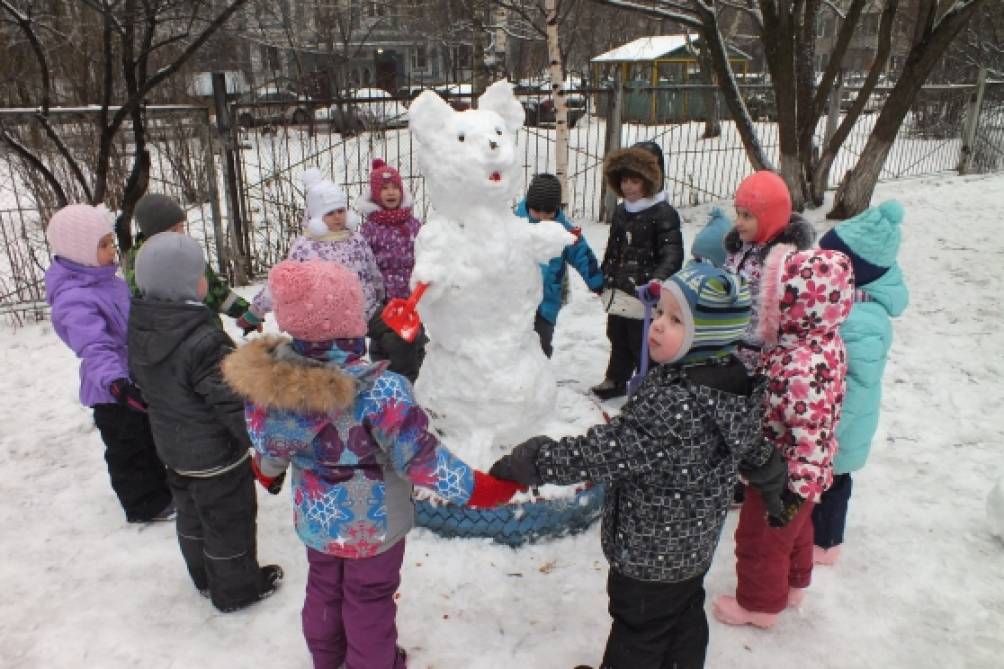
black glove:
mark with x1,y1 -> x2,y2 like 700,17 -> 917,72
109,378 -> 147,413
251,452 -> 286,495
765,488 -> 804,528
488,436 -> 554,487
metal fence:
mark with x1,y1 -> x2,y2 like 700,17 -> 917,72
2,79 -> 1002,321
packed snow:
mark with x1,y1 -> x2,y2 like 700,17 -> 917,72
1,173 -> 1002,668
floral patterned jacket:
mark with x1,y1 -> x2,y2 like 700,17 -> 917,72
758,246 -> 854,500
222,337 -> 475,558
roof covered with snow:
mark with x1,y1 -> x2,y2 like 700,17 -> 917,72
591,34 -> 750,63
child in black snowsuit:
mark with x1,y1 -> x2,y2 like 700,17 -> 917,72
127,232 -> 282,613
491,261 -> 793,669
593,141 -> 684,400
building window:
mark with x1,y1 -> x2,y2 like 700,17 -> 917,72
451,44 -> 473,70
365,1 -> 386,18
411,45 -> 428,71
260,45 -> 281,72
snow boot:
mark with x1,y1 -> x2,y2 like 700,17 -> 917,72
129,500 -> 176,524
217,564 -> 284,613
712,596 -> 778,629
813,545 -> 842,566
591,378 -> 626,400
787,587 -> 806,609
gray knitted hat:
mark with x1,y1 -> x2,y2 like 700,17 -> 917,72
135,232 -> 205,302
134,193 -> 185,238
526,173 -> 562,214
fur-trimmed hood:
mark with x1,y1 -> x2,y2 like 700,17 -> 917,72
222,337 -> 358,413
724,212 -> 815,255
604,146 -> 662,198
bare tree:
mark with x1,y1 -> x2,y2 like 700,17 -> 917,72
0,0 -> 249,249
588,0 -> 991,217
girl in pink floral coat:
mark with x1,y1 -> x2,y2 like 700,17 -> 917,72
713,245 -> 854,629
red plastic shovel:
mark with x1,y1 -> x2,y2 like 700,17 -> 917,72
381,282 -> 429,343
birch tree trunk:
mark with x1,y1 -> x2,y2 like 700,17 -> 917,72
545,0 -> 569,208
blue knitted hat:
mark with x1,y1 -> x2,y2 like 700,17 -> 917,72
691,207 -> 732,267
662,261 -> 752,364
819,199 -> 903,285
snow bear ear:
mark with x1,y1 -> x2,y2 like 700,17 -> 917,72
409,90 -> 453,145
478,80 -> 524,134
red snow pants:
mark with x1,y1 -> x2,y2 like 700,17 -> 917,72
734,484 -> 816,614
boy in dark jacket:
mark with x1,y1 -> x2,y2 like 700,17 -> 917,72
491,261 -> 792,669
515,173 -> 605,357
593,141 -> 684,399
125,193 -> 261,334
128,232 -> 282,613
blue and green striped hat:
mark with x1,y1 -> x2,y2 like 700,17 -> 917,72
662,261 -> 751,364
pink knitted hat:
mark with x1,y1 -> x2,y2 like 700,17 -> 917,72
369,158 -> 403,203
268,260 -> 367,341
734,171 -> 793,244
45,204 -> 115,267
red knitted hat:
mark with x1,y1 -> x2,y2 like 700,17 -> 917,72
268,260 -> 367,342
369,158 -> 403,203
734,171 -> 792,244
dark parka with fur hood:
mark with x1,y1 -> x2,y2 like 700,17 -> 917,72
601,146 -> 684,313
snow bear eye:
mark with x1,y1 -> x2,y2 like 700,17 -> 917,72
495,128 -> 503,136
458,133 -> 465,142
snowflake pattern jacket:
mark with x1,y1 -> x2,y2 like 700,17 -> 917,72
758,246 -> 854,500
222,337 -> 476,558
533,357 -> 775,583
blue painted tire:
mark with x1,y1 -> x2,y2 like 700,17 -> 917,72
414,484 -> 605,546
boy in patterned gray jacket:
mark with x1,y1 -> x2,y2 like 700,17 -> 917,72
491,261 -> 792,669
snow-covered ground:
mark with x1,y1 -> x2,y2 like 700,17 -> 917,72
2,173 -> 1002,668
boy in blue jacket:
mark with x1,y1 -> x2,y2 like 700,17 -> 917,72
812,200 -> 909,566
516,173 -> 604,357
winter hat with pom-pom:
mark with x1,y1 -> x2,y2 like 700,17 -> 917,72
134,232 -> 206,302
735,171 -> 792,244
691,207 -> 732,267
818,199 -> 903,286
302,168 -> 348,238
369,158 -> 404,203
269,259 -> 366,341
46,203 -> 115,267
660,260 -> 752,364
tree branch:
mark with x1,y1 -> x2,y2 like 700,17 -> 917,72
1,125 -> 68,207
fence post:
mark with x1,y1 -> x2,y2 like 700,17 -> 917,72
200,108 -> 227,276
958,68 -> 988,175
211,71 -> 248,285
600,67 -> 624,223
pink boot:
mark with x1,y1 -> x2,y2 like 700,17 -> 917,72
813,545 -> 842,566
787,587 -> 806,609
711,596 -> 778,629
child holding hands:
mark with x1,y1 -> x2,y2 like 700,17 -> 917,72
44,203 -> 173,524
223,259 -> 521,668
712,245 -> 854,628
359,159 -> 428,381
491,262 -> 788,669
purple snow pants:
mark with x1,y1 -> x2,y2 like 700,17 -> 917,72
302,539 -> 407,669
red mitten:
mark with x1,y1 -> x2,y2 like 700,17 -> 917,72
467,470 -> 526,509
569,226 -> 582,240
250,452 -> 285,495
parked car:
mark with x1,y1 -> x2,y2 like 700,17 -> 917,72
321,88 -> 407,132
522,97 -> 586,128
236,85 -> 314,129
434,83 -> 474,111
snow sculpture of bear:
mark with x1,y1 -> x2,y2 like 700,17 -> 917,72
407,81 -> 574,464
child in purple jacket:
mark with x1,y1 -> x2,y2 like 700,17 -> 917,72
359,158 -> 428,383
44,203 -> 173,523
